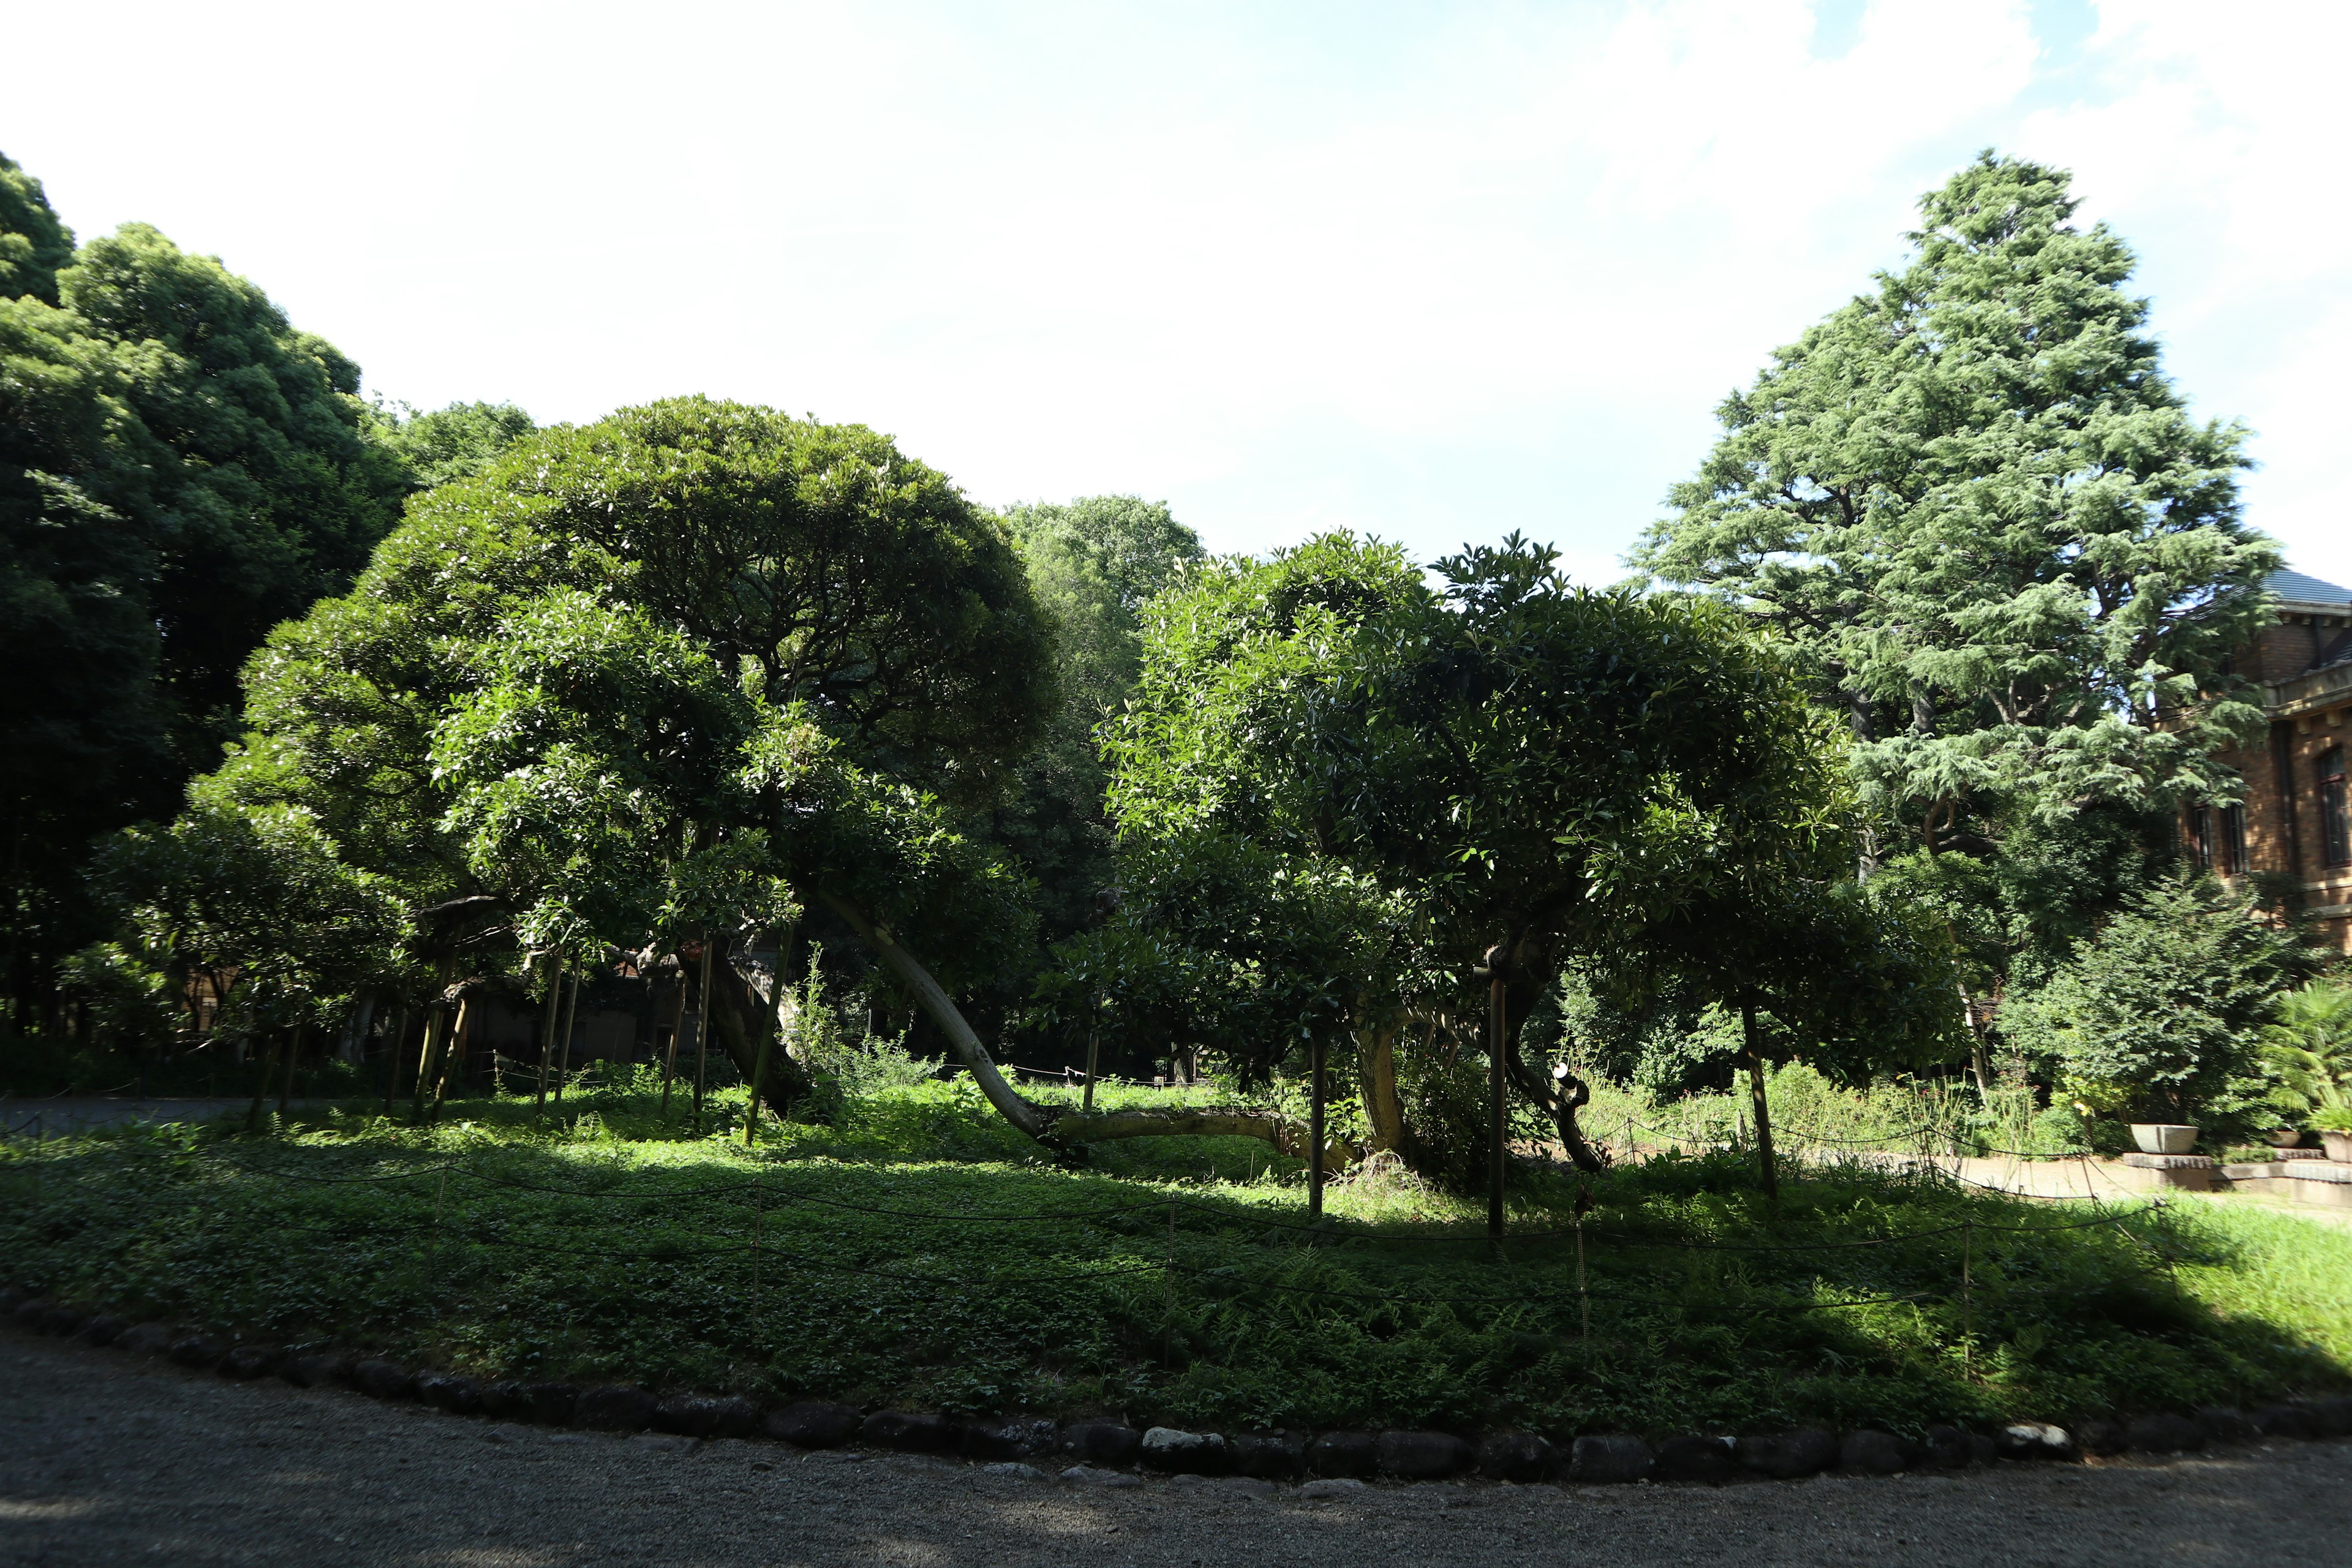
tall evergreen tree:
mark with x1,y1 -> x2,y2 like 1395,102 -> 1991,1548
1634,154 -> 2278,1046
1636,153 -> 2275,859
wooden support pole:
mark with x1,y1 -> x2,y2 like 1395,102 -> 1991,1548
659,954 -> 688,1117
382,1005 -> 409,1117
1083,1001 -> 1101,1115
533,955 -> 560,1120
1487,944 -> 1508,1241
553,971 -> 581,1107
692,934 -> 715,1134
1307,1032 -> 1326,1221
1741,999 -> 1778,1199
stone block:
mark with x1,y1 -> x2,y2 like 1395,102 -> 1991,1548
577,1385 -> 657,1433
1994,1422 -> 2075,1461
525,1382 -> 579,1426
1142,1427 -> 1232,1475
960,1415 -> 1057,1461
2193,1406 -> 2258,1446
656,1393 -> 755,1439
763,1401 -> 861,1449
2124,1413 -> 2202,1453
1060,1422 -> 1143,1467
1653,1434 -> 1736,1484
1377,1430 -> 1471,1480
1230,1430 -> 1306,1479
219,1344 -> 284,1381
1477,1430 -> 1554,1482
1567,1434 -> 1653,1484
1837,1429 -> 1909,1475
1738,1428 -> 1839,1479
1307,1431 -> 1379,1478
353,1359 -> 416,1401
860,1409 -> 952,1452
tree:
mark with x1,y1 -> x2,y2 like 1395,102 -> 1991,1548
97,797 -> 407,1126
4,151 -> 436,1027
1634,153 -> 2278,1028
0,154 -> 72,304
989,496 -> 1204,945
1105,532 -> 1928,1193
186,399 -> 1054,1126
61,221 -> 413,768
2000,872 -> 2304,1129
370,401 -> 536,492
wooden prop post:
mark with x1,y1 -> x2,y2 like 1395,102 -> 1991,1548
1485,944 -> 1509,1241
553,971 -> 580,1106
659,953 -> 689,1117
533,956 -> 560,1119
1308,1033 -> 1327,1221
692,935 -> 715,1133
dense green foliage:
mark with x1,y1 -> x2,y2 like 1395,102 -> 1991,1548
6,1100 -> 2345,1433
1100,531 -> 1959,1175
2260,980 -> 2352,1133
1998,873 -> 2309,1128
0,148 -> 535,1027
1634,154 -> 2283,1047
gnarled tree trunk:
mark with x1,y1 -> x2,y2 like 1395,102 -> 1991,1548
696,933 -> 816,1119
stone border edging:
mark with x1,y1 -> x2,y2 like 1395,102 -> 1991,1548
8,1284 -> 2349,1489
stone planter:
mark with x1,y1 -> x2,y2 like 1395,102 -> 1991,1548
2131,1125 -> 2199,1156
2264,1128 -> 2308,1149
2323,1131 -> 2352,1164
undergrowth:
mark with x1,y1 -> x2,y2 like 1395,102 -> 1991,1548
2,1079 -> 2346,1439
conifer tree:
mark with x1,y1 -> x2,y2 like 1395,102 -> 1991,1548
1636,153 -> 2276,866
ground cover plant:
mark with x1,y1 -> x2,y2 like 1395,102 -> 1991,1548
6,1084 -> 2346,1442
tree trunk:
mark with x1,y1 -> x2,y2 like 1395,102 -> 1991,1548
1355,1020 -> 1403,1153
821,891 -> 1341,1163
697,931 -> 816,1120
1500,1022 -> 1604,1172
279,1022 -> 300,1115
246,1029 -> 285,1134
1742,1001 -> 1779,1199
1308,1034 -> 1326,1219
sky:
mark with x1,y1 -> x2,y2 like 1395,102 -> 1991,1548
7,0 -> 2348,586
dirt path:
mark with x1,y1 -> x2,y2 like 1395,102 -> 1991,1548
2,1335 -> 2345,1568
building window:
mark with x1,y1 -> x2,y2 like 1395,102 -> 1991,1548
2188,805 -> 2212,871
2323,748 -> 2351,868
2219,802 -> 2247,876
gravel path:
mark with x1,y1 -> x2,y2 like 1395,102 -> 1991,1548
3,1335 -> 2345,1567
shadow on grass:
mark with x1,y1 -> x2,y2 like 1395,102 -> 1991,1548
2,1083 -> 2346,1437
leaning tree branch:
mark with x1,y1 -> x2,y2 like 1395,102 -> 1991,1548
821,891 -> 1348,1164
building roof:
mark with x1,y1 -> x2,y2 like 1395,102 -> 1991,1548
2267,568 -> 2352,608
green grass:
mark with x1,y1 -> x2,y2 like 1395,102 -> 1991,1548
4,1075 -> 2347,1439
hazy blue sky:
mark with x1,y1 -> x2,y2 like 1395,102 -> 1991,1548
9,1 -> 2346,584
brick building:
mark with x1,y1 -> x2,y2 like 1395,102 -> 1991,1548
2195,568 -> 2352,953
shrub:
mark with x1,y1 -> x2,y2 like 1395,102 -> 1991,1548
2000,873 -> 2303,1128
2261,979 -> 2352,1132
